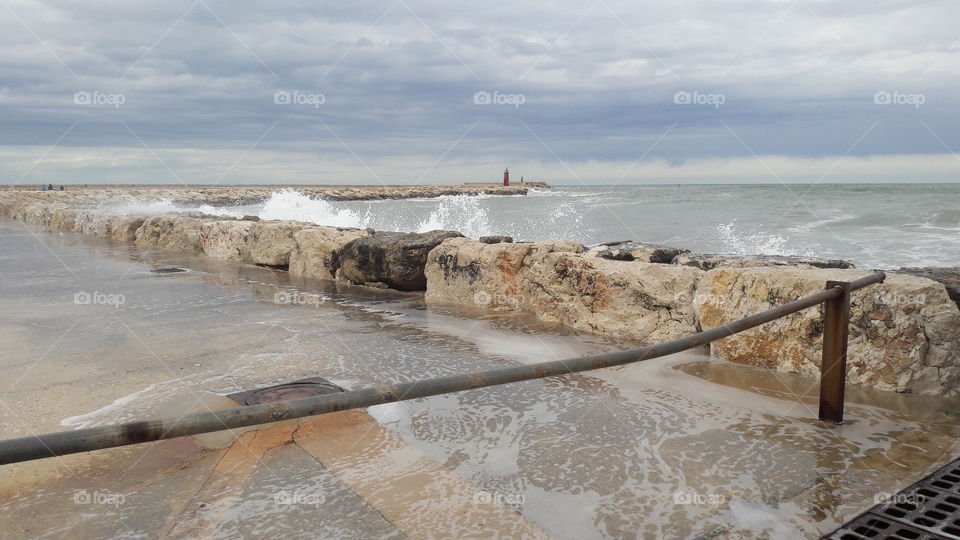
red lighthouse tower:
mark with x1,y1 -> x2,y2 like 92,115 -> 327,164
503,167 -> 510,186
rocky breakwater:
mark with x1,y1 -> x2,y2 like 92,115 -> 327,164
425,237 -> 960,396
694,267 -> 959,394
1,197 -> 463,293
0,183 -> 536,207
149,214 -> 462,290
3,190 -> 958,397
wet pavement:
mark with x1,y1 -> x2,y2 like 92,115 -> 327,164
0,221 -> 958,539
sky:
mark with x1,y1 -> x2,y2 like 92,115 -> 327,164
1,0 -> 958,185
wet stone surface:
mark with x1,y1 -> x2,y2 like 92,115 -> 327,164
0,222 -> 958,539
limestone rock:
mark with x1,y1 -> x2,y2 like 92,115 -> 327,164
524,253 -> 703,342
479,236 -> 513,244
14,204 -> 57,227
591,241 -> 690,263
289,227 -> 370,280
111,216 -> 145,242
338,230 -> 464,291
76,212 -> 120,237
693,267 -> 960,396
426,238 -> 699,342
200,220 -> 254,261
248,221 -> 313,267
135,215 -> 207,253
674,253 -> 855,270
426,238 -> 582,306
50,207 -> 83,232
896,267 -> 960,311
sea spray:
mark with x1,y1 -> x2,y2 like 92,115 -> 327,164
715,221 -> 817,257
416,195 -> 493,238
102,198 -> 183,215
102,197 -> 245,218
258,188 -> 366,228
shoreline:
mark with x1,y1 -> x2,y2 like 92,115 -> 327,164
0,185 -> 957,397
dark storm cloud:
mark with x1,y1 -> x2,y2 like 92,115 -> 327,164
0,0 -> 957,183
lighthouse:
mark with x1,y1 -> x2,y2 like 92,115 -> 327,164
503,167 -> 510,186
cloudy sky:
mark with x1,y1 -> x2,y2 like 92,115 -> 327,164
1,0 -> 958,184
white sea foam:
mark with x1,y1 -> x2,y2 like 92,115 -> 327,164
416,194 -> 492,238
715,221 -> 817,257
257,188 -> 367,228
102,198 -> 245,218
102,198 -> 182,215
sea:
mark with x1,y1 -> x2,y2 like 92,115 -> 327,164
105,183 -> 960,269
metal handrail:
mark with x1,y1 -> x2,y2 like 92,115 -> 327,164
0,271 -> 886,465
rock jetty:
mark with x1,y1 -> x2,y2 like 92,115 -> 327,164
1,185 -> 957,397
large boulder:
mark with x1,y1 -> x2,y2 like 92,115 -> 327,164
76,212 -> 121,237
426,238 -> 700,342
693,267 -> 960,396
338,230 -> 464,290
49,207 -> 82,232
896,267 -> 960,311
674,253 -> 855,270
289,226 -> 371,280
111,216 -> 145,242
426,238 -> 585,307
479,235 -> 513,244
590,241 -> 690,263
14,204 -> 58,227
524,253 -> 703,342
200,220 -> 254,261
247,221 -> 312,267
135,215 -> 207,253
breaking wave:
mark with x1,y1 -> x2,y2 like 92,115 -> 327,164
714,221 -> 817,257
258,189 -> 367,228
415,195 -> 492,238
102,189 -> 587,243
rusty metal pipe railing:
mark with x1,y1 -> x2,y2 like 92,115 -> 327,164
0,271 -> 886,465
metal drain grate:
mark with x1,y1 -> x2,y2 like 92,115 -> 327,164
226,377 -> 345,406
926,464 -> 960,497
872,484 -> 960,539
827,458 -> 960,540
830,513 -> 940,540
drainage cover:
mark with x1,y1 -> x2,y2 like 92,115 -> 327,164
151,267 -> 187,273
830,513 -> 940,540
828,456 -> 960,539
226,377 -> 346,406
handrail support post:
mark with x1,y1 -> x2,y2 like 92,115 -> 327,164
819,280 -> 852,424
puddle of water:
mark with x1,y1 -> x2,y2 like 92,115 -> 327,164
0,222 -> 958,539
